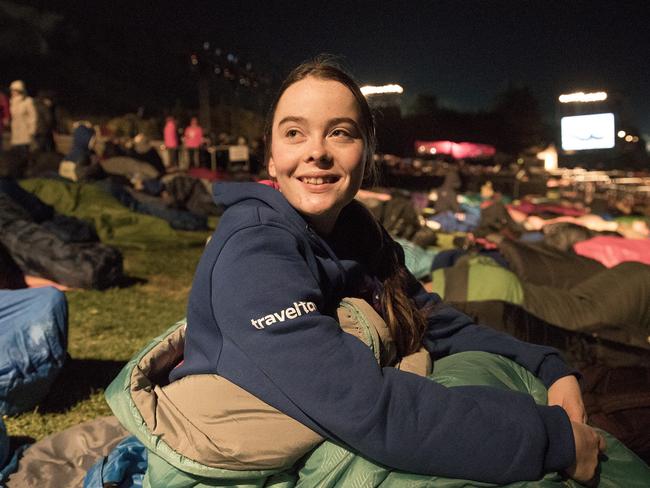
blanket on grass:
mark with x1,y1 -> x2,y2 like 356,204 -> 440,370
4,416 -> 128,487
0,178 -> 123,289
19,179 -> 205,250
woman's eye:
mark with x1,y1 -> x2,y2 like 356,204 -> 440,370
330,129 -> 351,138
286,129 -> 299,137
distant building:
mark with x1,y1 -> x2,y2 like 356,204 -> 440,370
361,84 -> 403,113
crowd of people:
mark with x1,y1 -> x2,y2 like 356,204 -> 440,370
0,80 -> 264,181
161,115 -> 262,171
1,59 -> 649,486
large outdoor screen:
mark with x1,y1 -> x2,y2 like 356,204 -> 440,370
560,113 -> 616,151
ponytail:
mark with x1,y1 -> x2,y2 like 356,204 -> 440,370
334,200 -> 429,358
378,243 -> 429,358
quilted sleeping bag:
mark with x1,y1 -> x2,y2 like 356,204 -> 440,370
0,287 -> 68,415
430,255 -> 650,351
104,300 -> 650,487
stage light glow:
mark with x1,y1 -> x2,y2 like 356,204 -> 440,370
536,144 -> 558,171
618,130 -> 626,138
360,84 -> 404,96
625,135 -> 633,142
414,140 -> 496,159
558,91 -> 608,103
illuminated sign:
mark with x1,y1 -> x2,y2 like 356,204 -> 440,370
561,113 -> 615,151
558,91 -> 608,103
360,84 -> 404,96
415,140 -> 496,159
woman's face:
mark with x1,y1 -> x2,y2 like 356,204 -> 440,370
269,76 -> 365,235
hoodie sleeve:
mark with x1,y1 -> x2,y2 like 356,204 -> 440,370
406,275 -> 577,389
209,224 -> 575,484
386,230 -> 576,388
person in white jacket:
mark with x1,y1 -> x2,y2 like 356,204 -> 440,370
9,80 -> 37,159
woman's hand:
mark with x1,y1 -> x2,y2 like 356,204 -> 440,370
548,375 -> 587,423
565,421 -> 607,485
550,376 -> 606,485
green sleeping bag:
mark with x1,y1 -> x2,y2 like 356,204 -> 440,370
105,302 -> 650,487
20,178 -> 205,249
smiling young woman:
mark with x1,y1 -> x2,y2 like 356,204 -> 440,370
168,55 -> 604,485
266,77 -> 365,235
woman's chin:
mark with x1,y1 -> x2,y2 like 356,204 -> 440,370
299,196 -> 337,215
302,207 -> 334,220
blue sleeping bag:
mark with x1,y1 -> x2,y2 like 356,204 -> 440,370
0,416 -> 7,474
0,287 -> 68,415
84,436 -> 147,488
0,416 -> 29,485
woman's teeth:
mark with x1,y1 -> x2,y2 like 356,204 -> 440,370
301,176 -> 337,185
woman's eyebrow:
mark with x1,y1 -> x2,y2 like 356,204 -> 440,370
277,116 -> 307,126
276,116 -> 360,129
328,117 -> 359,127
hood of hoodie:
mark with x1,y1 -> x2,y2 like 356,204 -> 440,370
213,181 -> 392,286
213,181 -> 312,238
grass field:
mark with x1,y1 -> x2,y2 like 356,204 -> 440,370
3,231 -> 210,443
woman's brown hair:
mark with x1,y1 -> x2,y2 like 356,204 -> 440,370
265,55 -> 428,357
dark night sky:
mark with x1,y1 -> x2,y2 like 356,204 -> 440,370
12,0 -> 650,134
210,0 -> 650,133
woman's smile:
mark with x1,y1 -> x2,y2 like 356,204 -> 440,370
297,175 -> 341,185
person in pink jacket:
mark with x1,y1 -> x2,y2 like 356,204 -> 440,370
163,116 -> 179,168
183,117 -> 204,167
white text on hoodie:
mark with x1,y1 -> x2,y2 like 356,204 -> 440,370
250,301 -> 317,329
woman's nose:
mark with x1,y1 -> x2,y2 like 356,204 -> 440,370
304,138 -> 331,164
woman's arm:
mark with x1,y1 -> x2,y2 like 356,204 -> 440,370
407,265 -> 604,483
205,224 -> 575,484
406,272 -> 578,389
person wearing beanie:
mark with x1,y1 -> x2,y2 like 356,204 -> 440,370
8,80 -> 37,160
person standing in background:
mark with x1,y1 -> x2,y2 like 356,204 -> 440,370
183,116 -> 203,168
34,90 -> 57,153
9,80 -> 37,161
163,116 -> 179,169
0,90 -> 9,153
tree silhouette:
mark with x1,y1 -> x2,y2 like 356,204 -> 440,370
492,84 -> 548,154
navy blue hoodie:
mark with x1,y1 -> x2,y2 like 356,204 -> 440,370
171,182 -> 576,484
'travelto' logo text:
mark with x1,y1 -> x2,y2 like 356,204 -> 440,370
251,301 -> 317,329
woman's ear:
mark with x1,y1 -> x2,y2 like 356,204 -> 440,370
268,157 -> 277,178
